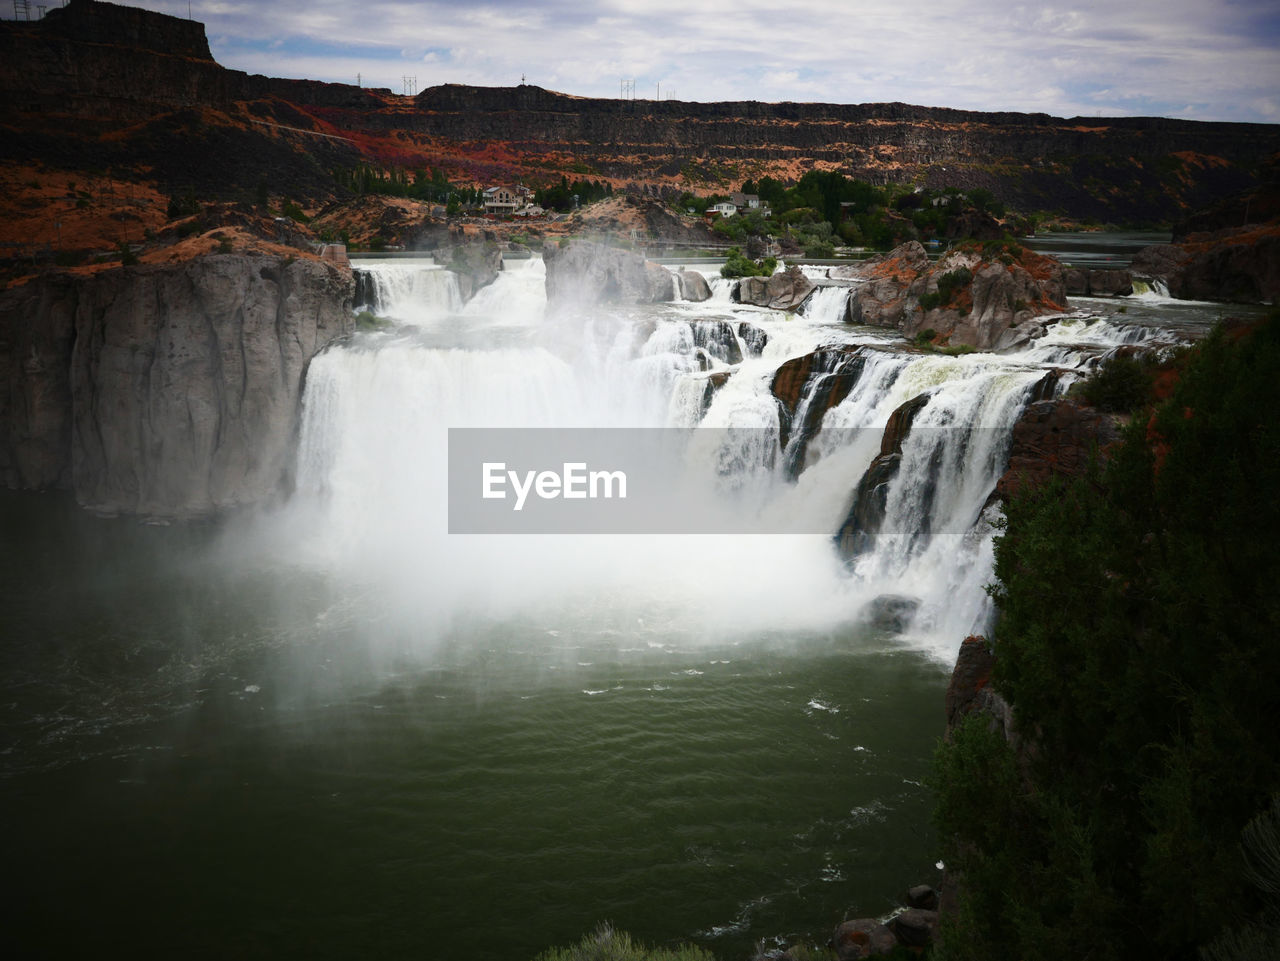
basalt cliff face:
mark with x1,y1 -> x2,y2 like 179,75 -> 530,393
0,254 -> 353,517
3,1 -> 1279,225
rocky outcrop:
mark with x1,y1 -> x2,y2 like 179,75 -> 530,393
1132,224 -> 1280,303
676,269 -> 712,302
543,240 -> 676,307
1063,267 -> 1133,297
689,320 -> 742,366
994,399 -> 1124,503
437,242 -> 503,300
832,918 -> 899,960
735,265 -> 814,311
834,391 -> 931,560
0,254 -> 353,517
770,347 -> 865,454
843,241 -> 1068,349
0,275 -> 79,490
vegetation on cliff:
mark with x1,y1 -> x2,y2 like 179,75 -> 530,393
934,315 -> 1280,959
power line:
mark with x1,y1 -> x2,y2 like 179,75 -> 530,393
402,75 -> 417,96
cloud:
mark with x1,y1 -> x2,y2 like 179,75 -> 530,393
127,0 -> 1280,121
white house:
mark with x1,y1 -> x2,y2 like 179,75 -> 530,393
483,185 -> 532,215
710,202 -> 737,217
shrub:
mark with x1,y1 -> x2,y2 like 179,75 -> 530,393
935,314 -> 1280,961
118,242 -> 139,266
1078,354 -> 1152,412
354,310 -> 391,331
720,247 -> 774,279
534,924 -> 716,961
281,200 -> 310,223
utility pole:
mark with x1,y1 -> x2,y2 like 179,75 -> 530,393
356,72 -> 362,88
402,76 -> 417,96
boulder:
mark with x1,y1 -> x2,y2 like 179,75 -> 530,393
646,260 -> 678,302
543,240 -> 677,307
890,908 -> 939,947
735,265 -> 814,311
866,594 -> 919,633
832,919 -> 899,960
1088,268 -> 1134,297
906,884 -> 940,911
1065,267 -> 1133,297
676,268 -> 712,302
0,254 -> 353,517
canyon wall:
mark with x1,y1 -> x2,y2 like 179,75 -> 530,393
0,254 -> 353,517
3,2 -> 1279,224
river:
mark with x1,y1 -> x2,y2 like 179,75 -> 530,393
0,256 -> 1228,959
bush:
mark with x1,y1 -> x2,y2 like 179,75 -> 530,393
1078,354 -> 1152,412
935,314 -> 1280,961
535,924 -> 716,961
354,310 -> 392,331
720,247 -> 774,279
281,200 -> 310,223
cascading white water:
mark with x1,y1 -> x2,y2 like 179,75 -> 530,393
798,285 -> 852,324
289,257 -> 1196,661
355,262 -> 463,322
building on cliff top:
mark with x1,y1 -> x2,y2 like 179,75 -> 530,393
483,185 -> 532,216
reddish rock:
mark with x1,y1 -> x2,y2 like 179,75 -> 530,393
833,918 -> 899,960
945,636 -> 996,731
1133,224 -> 1280,303
994,399 -> 1123,502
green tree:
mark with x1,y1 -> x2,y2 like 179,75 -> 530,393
935,315 -> 1280,960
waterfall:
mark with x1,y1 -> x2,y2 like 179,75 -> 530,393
289,256 -> 1197,660
798,285 -> 851,324
353,263 -> 463,322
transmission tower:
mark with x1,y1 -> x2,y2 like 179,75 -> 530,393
620,79 -> 634,100
13,0 -> 31,20
402,76 -> 417,97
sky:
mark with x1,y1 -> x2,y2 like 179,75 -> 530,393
107,1 -> 1280,122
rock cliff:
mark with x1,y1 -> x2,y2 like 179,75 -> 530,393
843,241 -> 1068,349
1132,223 -> 1280,303
0,254 -> 353,517
4,3 -> 1279,225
